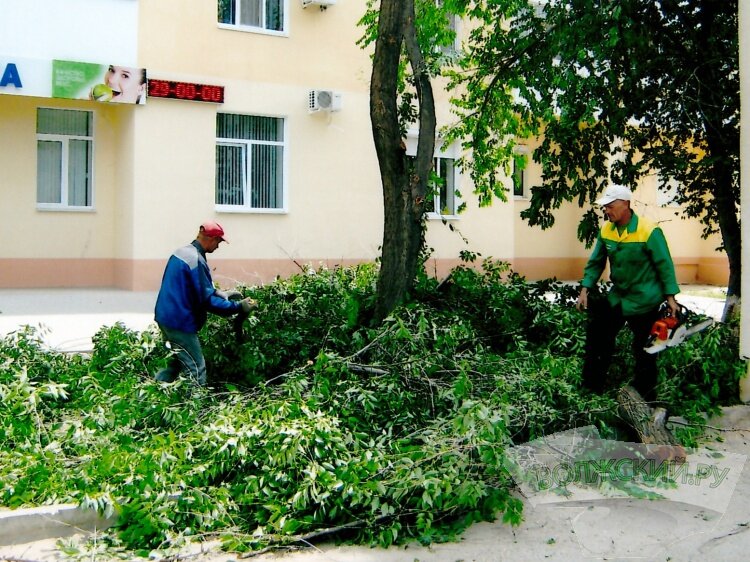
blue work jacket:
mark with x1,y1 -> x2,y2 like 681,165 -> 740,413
154,240 -> 239,333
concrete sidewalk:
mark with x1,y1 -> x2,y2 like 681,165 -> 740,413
0,288 -> 157,352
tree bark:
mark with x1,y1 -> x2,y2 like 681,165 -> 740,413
617,386 -> 678,446
709,144 -> 741,321
370,0 -> 436,322
693,0 -> 741,312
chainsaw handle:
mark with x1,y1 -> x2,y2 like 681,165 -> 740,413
659,299 -> 685,320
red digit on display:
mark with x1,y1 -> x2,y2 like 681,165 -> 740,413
174,82 -> 197,100
148,80 -> 170,98
201,85 -> 223,103
148,78 -> 223,102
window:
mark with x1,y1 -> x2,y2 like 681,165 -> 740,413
435,0 -> 459,56
216,113 -> 286,212
429,156 -> 458,216
506,145 -> 529,199
218,0 -> 285,33
36,108 -> 93,209
406,133 -> 460,217
512,159 -> 525,198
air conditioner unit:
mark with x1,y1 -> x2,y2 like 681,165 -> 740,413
302,0 -> 336,8
308,89 -> 342,113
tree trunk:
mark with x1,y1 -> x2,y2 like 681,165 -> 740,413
617,386 -> 678,446
370,0 -> 436,322
704,129 -> 741,321
694,0 -> 741,316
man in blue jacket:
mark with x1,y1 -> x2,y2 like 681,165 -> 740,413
154,220 -> 255,385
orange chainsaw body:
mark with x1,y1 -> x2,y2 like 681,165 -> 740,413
649,315 -> 679,342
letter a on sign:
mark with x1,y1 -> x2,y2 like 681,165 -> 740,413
1,63 -> 23,88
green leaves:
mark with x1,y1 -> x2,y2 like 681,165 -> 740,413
656,319 -> 744,446
0,265 -> 741,555
447,1 -> 739,291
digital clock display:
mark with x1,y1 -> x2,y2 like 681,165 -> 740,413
147,79 -> 224,103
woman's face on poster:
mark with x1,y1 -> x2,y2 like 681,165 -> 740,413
105,65 -> 145,103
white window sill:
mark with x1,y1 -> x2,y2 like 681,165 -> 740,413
217,23 -> 288,38
426,212 -> 460,221
37,205 -> 95,212
215,205 -> 288,214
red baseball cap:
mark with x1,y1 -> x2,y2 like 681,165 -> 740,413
200,220 -> 227,242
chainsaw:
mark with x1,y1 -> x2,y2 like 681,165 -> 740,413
644,302 -> 714,354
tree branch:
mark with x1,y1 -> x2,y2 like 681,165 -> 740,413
238,516 -> 391,558
346,363 -> 389,375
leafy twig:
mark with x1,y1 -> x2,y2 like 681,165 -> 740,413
667,419 -> 750,433
238,516 -> 391,558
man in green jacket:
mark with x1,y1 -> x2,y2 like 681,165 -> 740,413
576,184 -> 680,402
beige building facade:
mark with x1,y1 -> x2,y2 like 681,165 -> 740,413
0,0 -> 728,291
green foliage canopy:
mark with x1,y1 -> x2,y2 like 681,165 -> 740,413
445,0 -> 739,290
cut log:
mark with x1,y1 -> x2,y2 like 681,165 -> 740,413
616,385 -> 678,446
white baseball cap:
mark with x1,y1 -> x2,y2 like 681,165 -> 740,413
595,184 -> 632,206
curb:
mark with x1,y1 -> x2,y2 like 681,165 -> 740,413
0,504 -> 116,546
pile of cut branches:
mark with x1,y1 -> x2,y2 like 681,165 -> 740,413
0,260 -> 742,557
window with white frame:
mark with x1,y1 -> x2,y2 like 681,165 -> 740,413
218,0 -> 285,33
512,150 -> 527,198
36,108 -> 93,209
406,133 -> 460,217
430,155 -> 458,216
436,0 -> 459,56
216,113 -> 286,212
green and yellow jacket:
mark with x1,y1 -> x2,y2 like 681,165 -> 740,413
581,212 -> 680,316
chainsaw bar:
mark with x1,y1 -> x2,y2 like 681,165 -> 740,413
644,303 -> 714,355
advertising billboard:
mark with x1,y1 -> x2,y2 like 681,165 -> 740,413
52,60 -> 147,104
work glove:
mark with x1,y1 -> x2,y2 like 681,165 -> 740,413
216,289 -> 244,301
234,297 -> 257,342
239,297 -> 258,314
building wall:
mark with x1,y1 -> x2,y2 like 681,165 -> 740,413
0,0 -> 729,290
510,136 -> 728,286
0,95 -> 127,287
125,0 -> 518,290
0,0 -> 139,64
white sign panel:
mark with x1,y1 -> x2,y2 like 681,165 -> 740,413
0,57 -> 52,98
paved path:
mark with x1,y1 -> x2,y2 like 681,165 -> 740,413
0,288 -> 156,352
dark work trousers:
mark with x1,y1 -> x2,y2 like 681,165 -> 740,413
154,325 -> 207,386
581,296 -> 662,403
